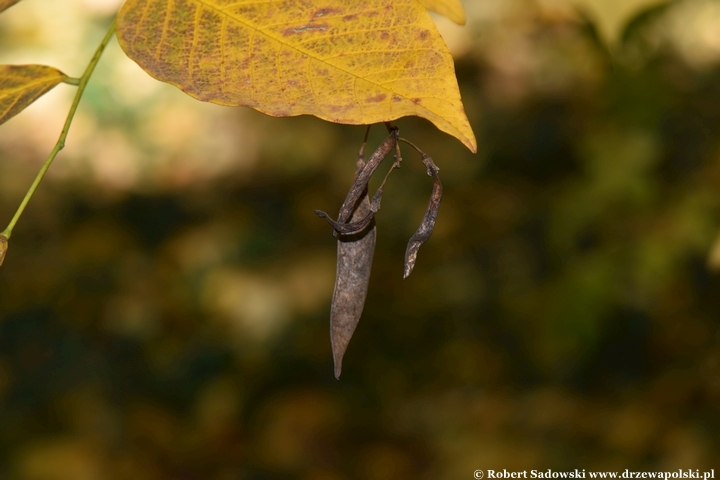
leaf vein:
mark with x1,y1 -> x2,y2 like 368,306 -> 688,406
323,47 -> 439,61
192,0 -> 435,111
293,23 -> 416,47
249,28 -> 256,103
132,0 -> 155,45
155,0 -> 175,60
220,15 -> 228,90
188,3 -> 203,81
219,0 -> 281,9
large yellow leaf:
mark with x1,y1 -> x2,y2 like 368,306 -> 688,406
0,65 -> 68,125
0,0 -> 21,14
116,0 -> 477,152
418,0 -> 466,25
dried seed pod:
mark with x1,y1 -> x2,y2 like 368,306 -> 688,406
324,129 -> 399,379
403,154 -> 442,279
330,189 -> 376,379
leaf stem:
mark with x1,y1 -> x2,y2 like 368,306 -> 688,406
1,18 -> 117,240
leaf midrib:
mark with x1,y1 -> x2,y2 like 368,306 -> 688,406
191,0 -> 448,120
0,71 -> 65,97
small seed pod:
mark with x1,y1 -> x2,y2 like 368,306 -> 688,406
403,154 -> 442,279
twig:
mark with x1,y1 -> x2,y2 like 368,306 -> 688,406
1,18 -> 117,241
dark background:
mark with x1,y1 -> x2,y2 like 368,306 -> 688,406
1,0 -> 719,478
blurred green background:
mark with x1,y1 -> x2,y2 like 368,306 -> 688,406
2,0 -> 720,478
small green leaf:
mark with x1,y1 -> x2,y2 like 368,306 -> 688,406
0,0 -> 22,14
0,65 -> 68,125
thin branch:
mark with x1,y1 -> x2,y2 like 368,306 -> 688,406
1,18 -> 117,240
398,137 -> 423,155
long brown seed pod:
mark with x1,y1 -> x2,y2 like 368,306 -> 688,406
328,128 -> 398,379
330,187 -> 376,379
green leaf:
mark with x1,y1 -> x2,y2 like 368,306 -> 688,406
0,65 -> 68,125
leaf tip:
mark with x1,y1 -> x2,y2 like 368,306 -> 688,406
419,0 -> 467,25
445,8 -> 466,26
334,362 -> 342,379
442,116 -> 477,153
464,132 -> 478,153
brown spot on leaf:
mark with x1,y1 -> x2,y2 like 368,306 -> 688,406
366,93 -> 387,103
282,23 -> 328,36
419,30 -> 428,40
392,95 -> 402,102
380,31 -> 389,40
342,13 -> 358,21
412,98 -> 421,104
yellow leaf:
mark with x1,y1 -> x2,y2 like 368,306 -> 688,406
116,0 -> 477,152
563,0 -> 670,45
418,0 -> 466,25
0,65 -> 68,125
0,0 -> 21,14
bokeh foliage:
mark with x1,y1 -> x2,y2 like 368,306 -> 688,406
1,0 -> 720,478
